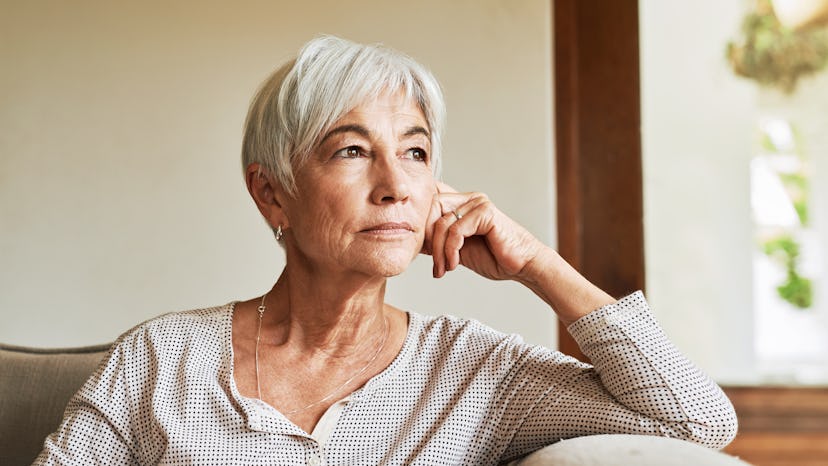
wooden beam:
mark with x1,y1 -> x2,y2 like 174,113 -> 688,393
554,0 -> 645,359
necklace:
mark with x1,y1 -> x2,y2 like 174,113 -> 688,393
254,292 -> 390,415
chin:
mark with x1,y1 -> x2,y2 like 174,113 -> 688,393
359,248 -> 417,278
378,263 -> 410,278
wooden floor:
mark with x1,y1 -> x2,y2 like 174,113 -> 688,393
722,387 -> 828,466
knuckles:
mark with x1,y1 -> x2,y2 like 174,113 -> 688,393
433,215 -> 454,231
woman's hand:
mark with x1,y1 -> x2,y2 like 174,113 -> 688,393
422,182 -> 544,281
422,182 -> 615,325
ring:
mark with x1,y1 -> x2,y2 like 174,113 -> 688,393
452,210 -> 462,221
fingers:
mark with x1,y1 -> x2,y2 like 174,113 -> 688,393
422,182 -> 454,258
435,192 -> 473,219
425,182 -> 543,281
443,196 -> 489,272
421,193 -> 442,255
424,181 -> 495,278
431,211 -> 457,278
429,191 -> 490,278
435,180 -> 458,194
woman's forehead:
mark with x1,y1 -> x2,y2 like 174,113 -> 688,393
337,91 -> 426,126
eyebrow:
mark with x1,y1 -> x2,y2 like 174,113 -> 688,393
320,124 -> 370,145
319,124 -> 431,146
403,126 -> 430,139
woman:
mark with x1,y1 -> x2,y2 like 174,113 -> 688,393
35,36 -> 737,465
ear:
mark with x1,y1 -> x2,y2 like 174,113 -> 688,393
245,163 -> 290,229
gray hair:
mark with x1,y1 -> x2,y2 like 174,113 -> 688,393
242,35 -> 445,195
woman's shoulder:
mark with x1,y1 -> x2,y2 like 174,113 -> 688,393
70,303 -> 237,427
413,311 -> 513,336
108,302 -> 235,360
143,302 -> 233,330
409,311 -> 527,355
395,312 -> 558,388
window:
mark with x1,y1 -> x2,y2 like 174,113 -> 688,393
640,0 -> 828,385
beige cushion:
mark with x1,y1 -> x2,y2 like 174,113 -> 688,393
514,434 -> 751,466
0,343 -> 109,466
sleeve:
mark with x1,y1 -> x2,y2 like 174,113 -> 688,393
498,291 -> 738,461
32,406 -> 136,465
32,329 -> 153,465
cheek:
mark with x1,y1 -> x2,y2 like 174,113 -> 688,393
286,194 -> 341,240
307,204 -> 345,238
412,176 -> 437,218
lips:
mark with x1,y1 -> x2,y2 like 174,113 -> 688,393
361,222 -> 414,233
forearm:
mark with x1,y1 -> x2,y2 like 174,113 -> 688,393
504,293 -> 738,454
517,246 -> 616,325
567,293 -> 738,446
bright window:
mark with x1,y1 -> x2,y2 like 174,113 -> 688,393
641,0 -> 828,385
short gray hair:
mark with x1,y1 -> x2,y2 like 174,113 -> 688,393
242,35 -> 445,195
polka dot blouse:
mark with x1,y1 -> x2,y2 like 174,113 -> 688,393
34,291 -> 737,465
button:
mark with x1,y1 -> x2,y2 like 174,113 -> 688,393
308,454 -> 322,466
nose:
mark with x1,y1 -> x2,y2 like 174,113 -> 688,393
370,152 -> 410,205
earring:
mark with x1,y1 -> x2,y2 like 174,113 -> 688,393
275,225 -> 283,241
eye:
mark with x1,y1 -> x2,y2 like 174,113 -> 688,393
405,147 -> 428,162
334,146 -> 364,159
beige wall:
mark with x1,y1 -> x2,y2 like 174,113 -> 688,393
0,1 -> 555,347
640,0 -> 758,382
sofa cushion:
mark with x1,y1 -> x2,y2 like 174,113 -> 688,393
0,343 -> 109,466
513,434 -> 751,466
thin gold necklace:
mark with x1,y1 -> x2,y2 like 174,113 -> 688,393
254,292 -> 390,415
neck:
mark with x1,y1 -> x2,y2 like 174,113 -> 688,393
263,264 -> 389,357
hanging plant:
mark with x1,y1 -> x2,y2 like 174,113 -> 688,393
727,0 -> 828,93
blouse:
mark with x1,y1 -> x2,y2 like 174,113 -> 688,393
34,291 -> 737,465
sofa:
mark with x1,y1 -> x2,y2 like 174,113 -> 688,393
1,342 -> 111,465
0,343 -> 750,465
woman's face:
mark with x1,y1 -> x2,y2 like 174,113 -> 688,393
280,91 -> 436,278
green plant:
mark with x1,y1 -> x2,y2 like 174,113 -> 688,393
762,234 -> 813,308
727,0 -> 828,93
777,270 -> 813,308
778,171 -> 809,224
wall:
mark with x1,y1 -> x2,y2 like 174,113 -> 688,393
640,0 -> 758,383
0,1 -> 555,348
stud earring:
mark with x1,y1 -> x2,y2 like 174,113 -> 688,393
275,225 -> 283,241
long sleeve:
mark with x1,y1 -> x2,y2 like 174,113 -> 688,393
33,405 -> 136,465
500,291 -> 738,460
32,339 -> 138,465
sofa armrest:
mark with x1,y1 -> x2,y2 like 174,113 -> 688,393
511,434 -> 751,466
0,343 -> 110,466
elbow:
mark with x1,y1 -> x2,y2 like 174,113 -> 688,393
716,406 -> 740,449
675,403 -> 739,450
708,394 -> 739,449
694,419 -> 738,450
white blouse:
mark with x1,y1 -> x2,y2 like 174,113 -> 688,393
34,292 -> 737,465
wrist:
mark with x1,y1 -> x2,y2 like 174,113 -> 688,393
517,247 -> 615,326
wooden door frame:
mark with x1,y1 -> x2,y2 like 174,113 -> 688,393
553,0 -> 645,359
